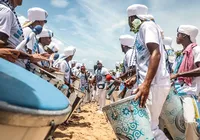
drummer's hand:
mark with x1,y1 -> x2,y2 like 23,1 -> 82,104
113,78 -> 121,86
69,84 -> 74,92
29,54 -> 48,63
0,48 -> 20,62
124,76 -> 136,89
170,74 -> 178,80
133,82 -> 150,108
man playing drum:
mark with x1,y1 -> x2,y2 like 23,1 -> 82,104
0,0 -> 47,65
170,25 -> 200,139
53,46 -> 76,95
127,4 -> 170,139
23,7 -> 48,54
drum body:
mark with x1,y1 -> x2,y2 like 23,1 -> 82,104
0,58 -> 71,140
65,88 -> 85,122
160,87 -> 185,140
102,95 -> 154,140
29,64 -> 65,89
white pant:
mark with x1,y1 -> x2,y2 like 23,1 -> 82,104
146,85 -> 170,140
181,95 -> 200,140
97,88 -> 106,111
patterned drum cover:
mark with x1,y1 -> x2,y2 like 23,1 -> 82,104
160,87 -> 185,140
102,95 -> 154,140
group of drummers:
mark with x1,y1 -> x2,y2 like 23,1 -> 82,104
0,0 -> 200,139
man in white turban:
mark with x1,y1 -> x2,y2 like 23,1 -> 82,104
170,25 -> 200,139
54,46 -> 76,94
114,34 -> 137,98
23,7 -> 48,54
37,28 -> 53,54
127,4 -> 170,139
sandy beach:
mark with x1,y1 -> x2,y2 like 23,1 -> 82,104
54,102 -> 116,140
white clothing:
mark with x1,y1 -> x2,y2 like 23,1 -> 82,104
134,21 -> 170,86
28,7 -> 48,22
97,88 -> 106,111
37,28 -> 53,39
119,34 -> 135,47
124,49 -> 135,72
55,59 -> 71,83
64,46 -> 76,58
178,25 -> 199,43
127,4 -> 148,20
0,4 -> 23,47
146,85 -> 170,140
23,27 -> 38,53
38,43 -> 46,54
95,67 -> 109,84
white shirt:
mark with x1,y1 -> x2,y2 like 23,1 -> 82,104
38,43 -> 46,54
55,59 -> 71,83
124,48 -> 135,72
95,67 -> 109,84
0,4 -> 23,47
134,21 -> 170,86
173,46 -> 200,96
23,27 -> 38,53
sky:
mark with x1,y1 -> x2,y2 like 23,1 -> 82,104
16,0 -> 200,69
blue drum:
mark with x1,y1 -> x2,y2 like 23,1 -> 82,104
0,58 -> 71,140
102,95 -> 154,140
160,87 -> 185,140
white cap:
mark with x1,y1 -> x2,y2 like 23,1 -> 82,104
37,28 -> 53,39
76,63 -> 82,68
97,60 -> 103,64
163,37 -> 172,47
47,42 -> 59,53
178,25 -> 199,43
64,46 -> 76,58
28,7 -> 48,22
127,4 -> 148,20
119,35 -> 135,47
115,62 -> 120,67
71,60 -> 77,65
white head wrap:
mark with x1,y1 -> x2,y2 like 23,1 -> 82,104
75,63 -> 82,69
97,60 -> 103,64
127,4 -> 148,20
163,37 -> 173,50
119,35 -> 135,47
71,60 -> 77,65
28,7 -> 48,22
64,46 -> 76,58
47,42 -> 59,53
37,28 -> 53,39
178,25 -> 199,43
115,62 -> 120,67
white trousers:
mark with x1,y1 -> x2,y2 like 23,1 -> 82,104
97,88 -> 107,111
146,85 -> 170,140
181,95 -> 200,140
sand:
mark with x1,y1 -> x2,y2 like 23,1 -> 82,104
54,102 -> 117,140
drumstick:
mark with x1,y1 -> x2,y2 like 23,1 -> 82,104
107,86 -> 116,96
106,81 -> 115,90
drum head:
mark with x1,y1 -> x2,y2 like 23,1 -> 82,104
0,58 -> 69,111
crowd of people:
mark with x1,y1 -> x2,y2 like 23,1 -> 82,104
1,0 -> 200,139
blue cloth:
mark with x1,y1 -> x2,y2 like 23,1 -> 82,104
0,58 -> 69,111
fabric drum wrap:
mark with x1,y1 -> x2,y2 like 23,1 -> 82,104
160,87 -> 185,140
102,95 -> 154,140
